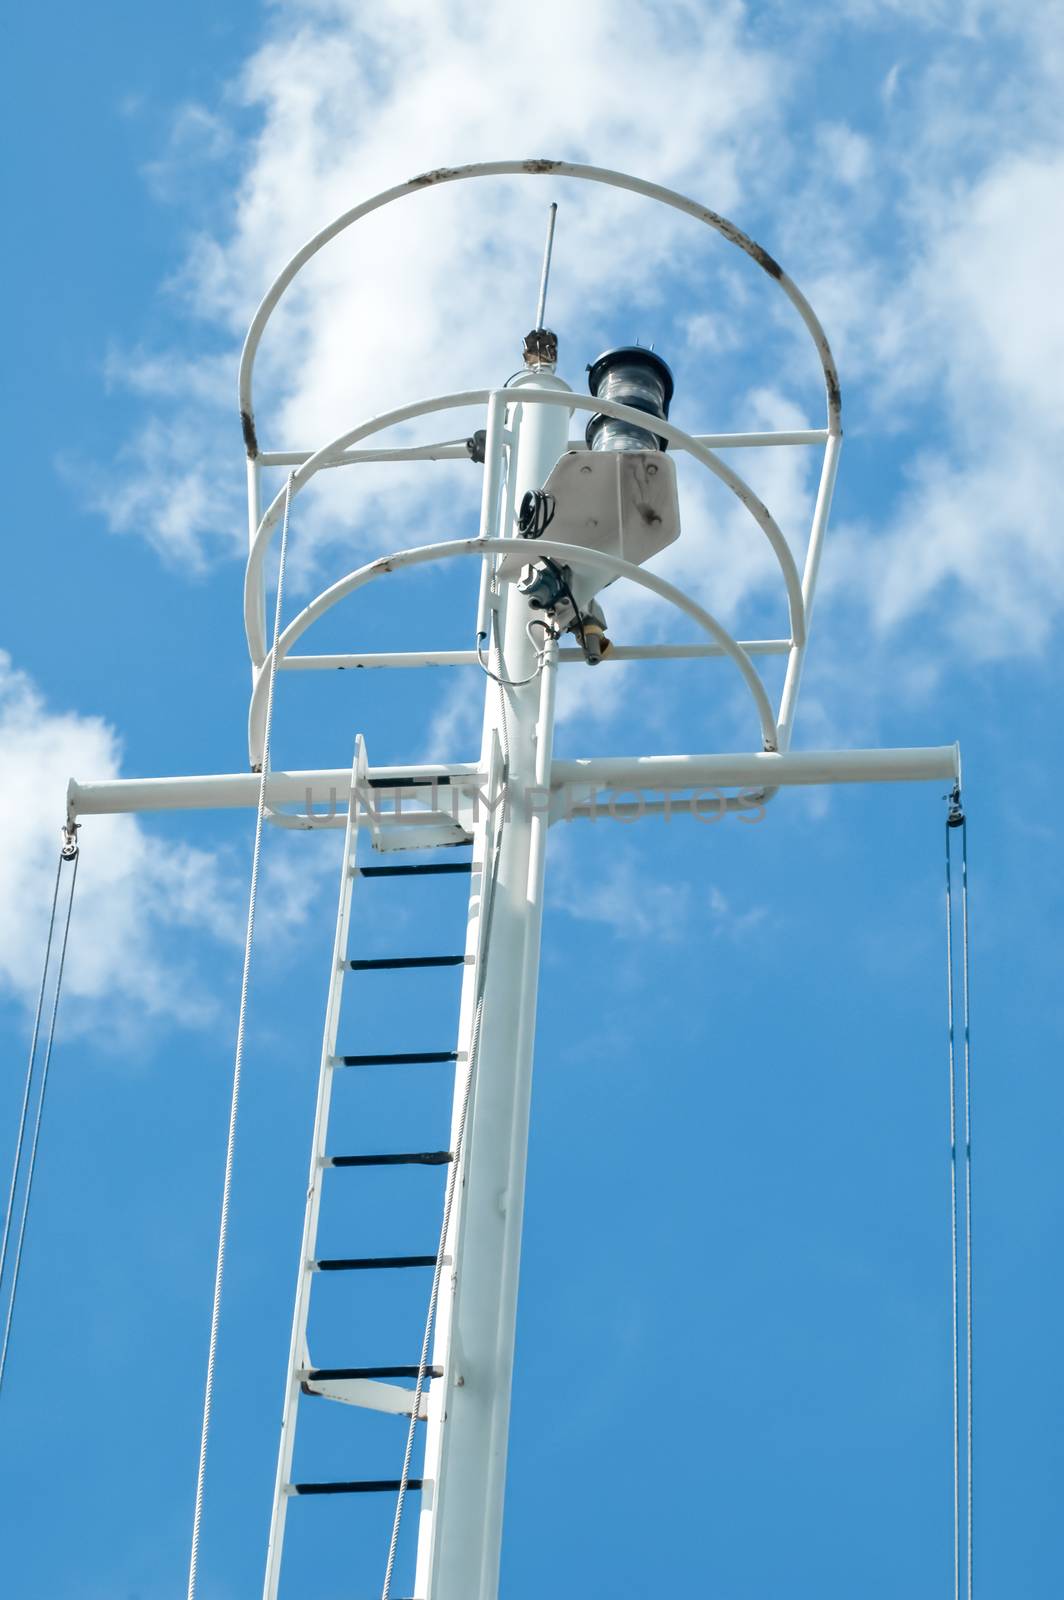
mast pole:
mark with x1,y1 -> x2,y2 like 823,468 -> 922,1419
415,361 -> 571,1600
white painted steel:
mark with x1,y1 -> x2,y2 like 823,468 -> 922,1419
236,161 -> 843,776
261,742 -> 364,1600
65,745 -> 961,823
236,161 -> 840,456
243,388 -> 808,669
245,390 -> 489,666
776,429 -> 843,752
244,533 -> 781,766
414,370 -> 569,1600
554,745 -> 962,791
298,1373 -> 429,1417
243,390 -> 806,672
66,764 -> 479,819
259,442 -> 473,467
246,457 -> 265,667
278,640 -> 792,670
257,430 -> 827,469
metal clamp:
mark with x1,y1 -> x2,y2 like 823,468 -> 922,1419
946,783 -> 965,828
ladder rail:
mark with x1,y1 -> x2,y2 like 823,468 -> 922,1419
261,739 -> 365,1600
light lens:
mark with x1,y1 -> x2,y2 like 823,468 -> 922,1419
586,347 -> 674,452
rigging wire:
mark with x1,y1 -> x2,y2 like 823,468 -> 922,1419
185,473 -> 294,1600
945,785 -> 973,1600
0,857 -> 63,1301
380,755 -> 510,1600
0,837 -> 79,1398
960,805 -> 974,1600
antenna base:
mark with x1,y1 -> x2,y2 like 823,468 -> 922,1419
523,328 -> 558,369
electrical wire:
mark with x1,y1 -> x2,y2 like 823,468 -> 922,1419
185,473 -> 294,1600
517,488 -> 556,539
475,621 -> 555,689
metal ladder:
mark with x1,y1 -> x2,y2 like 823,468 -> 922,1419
261,737 -> 498,1600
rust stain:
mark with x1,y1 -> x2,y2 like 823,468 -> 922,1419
825,369 -> 842,418
748,242 -> 782,279
240,409 -> 259,459
523,158 -> 561,174
409,166 -> 462,187
701,211 -> 782,280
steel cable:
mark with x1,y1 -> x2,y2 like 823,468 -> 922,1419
185,474 -> 294,1600
0,846 -> 79,1397
0,856 -> 63,1303
960,813 -> 974,1600
945,790 -> 973,1600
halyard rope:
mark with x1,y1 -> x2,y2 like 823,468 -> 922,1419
0,842 -> 79,1397
185,474 -> 294,1600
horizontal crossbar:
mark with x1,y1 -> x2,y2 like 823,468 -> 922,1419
67,746 -> 962,820
280,640 -> 792,670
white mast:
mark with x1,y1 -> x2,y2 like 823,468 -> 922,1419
415,364 -> 571,1599
57,161 -> 960,1599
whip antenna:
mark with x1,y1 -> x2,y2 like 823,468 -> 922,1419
534,201 -> 558,330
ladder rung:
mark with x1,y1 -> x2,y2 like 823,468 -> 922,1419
316,1255 -> 437,1271
337,1051 -> 458,1067
348,955 -> 466,970
306,1365 -> 443,1381
360,861 -> 472,878
289,1479 -> 423,1495
369,774 -> 452,788
327,1151 -> 453,1167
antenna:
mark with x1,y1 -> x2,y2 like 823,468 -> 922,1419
533,201 -> 558,330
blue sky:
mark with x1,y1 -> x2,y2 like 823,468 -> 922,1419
2,2 -> 1063,1595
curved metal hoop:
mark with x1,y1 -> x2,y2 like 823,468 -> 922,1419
247,536 -> 780,764
238,159 -> 842,457
244,389 -> 806,667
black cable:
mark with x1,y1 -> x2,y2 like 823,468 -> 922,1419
517,489 -> 555,539
476,631 -> 544,688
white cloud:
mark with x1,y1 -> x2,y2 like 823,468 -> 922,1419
554,849 -> 692,941
0,653 -> 329,1042
81,0 -> 1064,751
552,850 -> 769,942
94,0 -> 789,579
832,149 -> 1064,653
142,101 -> 235,202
